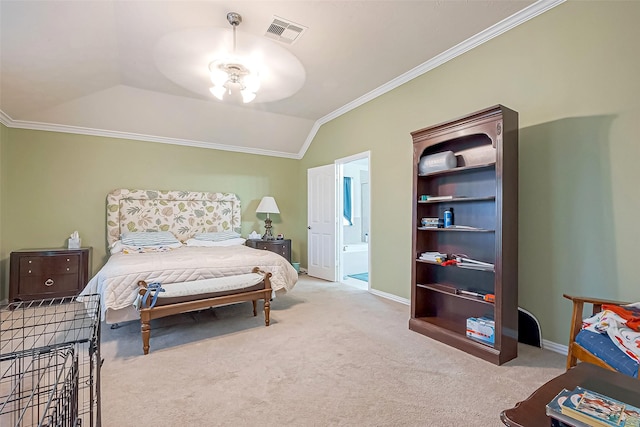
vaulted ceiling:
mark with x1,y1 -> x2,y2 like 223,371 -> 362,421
1,1 -> 551,158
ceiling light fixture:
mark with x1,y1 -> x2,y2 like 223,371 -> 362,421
209,12 -> 260,103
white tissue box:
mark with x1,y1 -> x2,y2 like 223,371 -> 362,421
68,238 -> 81,249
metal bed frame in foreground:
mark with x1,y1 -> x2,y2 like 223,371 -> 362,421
0,294 -> 101,427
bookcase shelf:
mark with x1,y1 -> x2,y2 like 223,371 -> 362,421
416,283 -> 496,305
418,162 -> 495,178
410,105 -> 519,366
418,196 -> 496,204
416,259 -> 495,272
408,316 -> 502,358
417,227 -> 494,232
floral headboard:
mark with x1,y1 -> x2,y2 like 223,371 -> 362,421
106,189 -> 241,246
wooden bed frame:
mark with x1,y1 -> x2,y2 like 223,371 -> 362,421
104,189 -> 281,354
137,268 -> 272,355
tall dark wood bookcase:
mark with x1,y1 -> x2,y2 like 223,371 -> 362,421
409,105 -> 518,365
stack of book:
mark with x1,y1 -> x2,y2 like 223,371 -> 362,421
419,251 -> 446,262
546,386 -> 640,427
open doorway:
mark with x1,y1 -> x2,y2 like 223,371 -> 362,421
337,152 -> 370,290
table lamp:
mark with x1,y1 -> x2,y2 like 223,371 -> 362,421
256,196 -> 280,240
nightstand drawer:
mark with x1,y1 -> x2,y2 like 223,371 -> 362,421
19,255 -> 80,276
20,274 -> 81,296
10,248 -> 91,301
273,247 -> 288,258
19,257 -> 44,276
245,239 -> 291,264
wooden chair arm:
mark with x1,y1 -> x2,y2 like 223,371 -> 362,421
563,294 -> 630,307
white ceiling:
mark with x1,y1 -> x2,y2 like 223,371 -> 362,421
0,1 -> 555,159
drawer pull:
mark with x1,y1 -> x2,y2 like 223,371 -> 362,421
29,260 -> 32,264
28,270 -> 32,274
44,278 -> 54,287
66,268 -> 70,271
67,258 -> 70,262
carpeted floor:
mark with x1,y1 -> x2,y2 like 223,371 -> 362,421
99,276 -> 565,426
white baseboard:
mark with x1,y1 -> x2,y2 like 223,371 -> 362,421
543,339 -> 568,356
369,288 -> 410,305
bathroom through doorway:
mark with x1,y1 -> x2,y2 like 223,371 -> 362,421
337,152 -> 370,290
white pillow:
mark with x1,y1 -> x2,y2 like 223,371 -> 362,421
121,231 -> 180,246
193,231 -> 242,241
110,240 -> 183,254
185,237 -> 246,247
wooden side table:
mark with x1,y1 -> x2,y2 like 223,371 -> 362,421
500,362 -> 640,426
9,247 -> 92,301
245,239 -> 291,263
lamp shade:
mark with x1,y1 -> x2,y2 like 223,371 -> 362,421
256,196 -> 280,214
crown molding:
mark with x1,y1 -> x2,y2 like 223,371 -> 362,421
0,116 -> 301,159
1,0 -> 563,161
0,110 -> 12,126
297,0 -> 565,158
296,120 -> 323,160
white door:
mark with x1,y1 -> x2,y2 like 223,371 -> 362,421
307,164 -> 337,281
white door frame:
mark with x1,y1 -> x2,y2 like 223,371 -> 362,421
336,151 -> 371,289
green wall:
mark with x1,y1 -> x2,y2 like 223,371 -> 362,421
0,129 -> 302,300
299,1 -> 640,345
0,124 -> 6,297
1,1 -> 638,349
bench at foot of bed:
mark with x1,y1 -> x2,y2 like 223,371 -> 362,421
137,267 -> 272,355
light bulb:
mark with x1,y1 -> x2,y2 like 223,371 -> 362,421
243,73 -> 260,93
210,86 -> 226,100
241,89 -> 256,103
210,67 -> 228,87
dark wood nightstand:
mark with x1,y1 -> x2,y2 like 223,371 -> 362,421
9,248 -> 92,301
245,239 -> 291,263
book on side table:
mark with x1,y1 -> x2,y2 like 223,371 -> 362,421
546,386 -> 640,427
546,389 -> 591,427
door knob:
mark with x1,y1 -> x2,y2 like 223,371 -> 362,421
307,226 -> 311,229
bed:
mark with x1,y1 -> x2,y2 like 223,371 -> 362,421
79,189 -> 298,325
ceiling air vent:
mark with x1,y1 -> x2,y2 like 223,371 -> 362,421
265,16 -> 307,45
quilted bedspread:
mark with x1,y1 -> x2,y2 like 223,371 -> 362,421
79,245 -> 298,323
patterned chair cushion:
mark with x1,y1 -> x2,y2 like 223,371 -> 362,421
575,329 -> 639,377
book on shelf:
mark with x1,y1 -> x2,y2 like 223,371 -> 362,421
558,386 -> 640,427
446,225 -> 482,231
418,251 -> 446,262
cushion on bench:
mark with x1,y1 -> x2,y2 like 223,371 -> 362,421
575,329 -> 639,377
140,272 -> 267,307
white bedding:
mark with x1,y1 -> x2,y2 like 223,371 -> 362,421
79,245 -> 298,323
